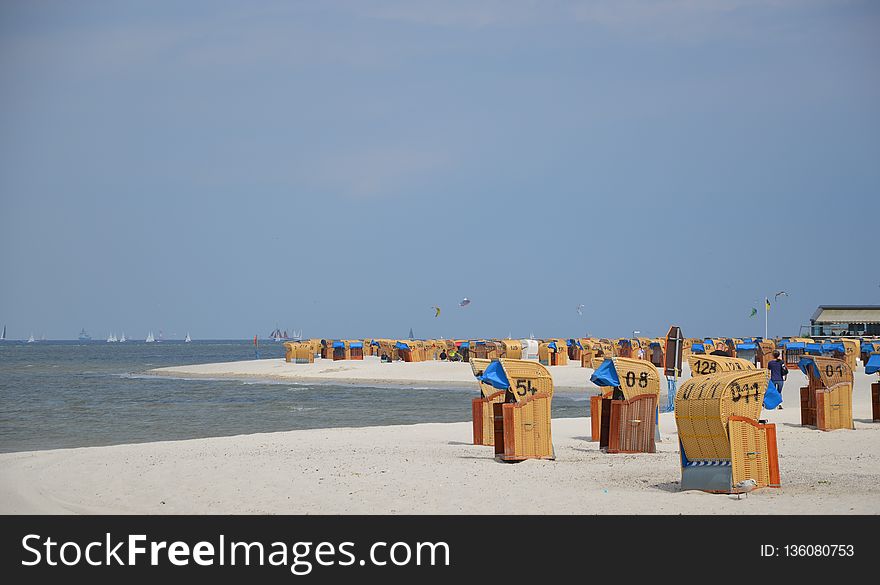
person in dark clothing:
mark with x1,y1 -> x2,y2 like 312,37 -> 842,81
767,350 -> 788,409
439,349 -> 447,361
710,347 -> 731,357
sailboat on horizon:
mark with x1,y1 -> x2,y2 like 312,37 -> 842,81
107,332 -> 118,342
184,332 -> 192,343
0,325 -> 6,341
119,332 -> 126,342
145,331 -> 155,343
27,332 -> 35,343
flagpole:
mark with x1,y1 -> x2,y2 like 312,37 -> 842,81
765,297 -> 768,339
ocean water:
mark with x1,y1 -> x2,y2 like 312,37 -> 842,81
0,341 -> 590,453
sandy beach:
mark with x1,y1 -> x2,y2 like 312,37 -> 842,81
145,355 -> 594,390
1,358 -> 878,514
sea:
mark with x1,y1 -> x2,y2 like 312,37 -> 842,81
0,340 -> 591,453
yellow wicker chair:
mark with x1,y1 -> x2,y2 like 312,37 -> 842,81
798,356 -> 854,431
589,357 -> 661,453
675,369 -> 780,493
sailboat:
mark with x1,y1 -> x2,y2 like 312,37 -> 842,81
119,332 -> 126,342
145,331 -> 155,343
27,332 -> 35,343
0,325 -> 6,341
184,332 -> 192,343
107,333 -> 118,342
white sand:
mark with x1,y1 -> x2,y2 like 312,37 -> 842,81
146,355 -> 594,390
1,359 -> 878,514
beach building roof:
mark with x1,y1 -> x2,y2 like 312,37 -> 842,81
810,306 -> 880,324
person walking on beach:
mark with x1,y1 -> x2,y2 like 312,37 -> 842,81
767,350 -> 788,409
637,346 -> 646,361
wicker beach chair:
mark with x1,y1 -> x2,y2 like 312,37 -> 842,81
589,357 -> 661,453
687,354 -> 756,377
675,369 -> 780,493
475,359 -> 554,461
797,356 -> 854,431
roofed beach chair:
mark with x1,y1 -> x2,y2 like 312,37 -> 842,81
476,359 -> 555,461
675,369 -> 780,493
798,356 -> 854,431
589,357 -> 661,453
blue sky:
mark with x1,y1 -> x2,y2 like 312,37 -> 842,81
1,0 -> 878,341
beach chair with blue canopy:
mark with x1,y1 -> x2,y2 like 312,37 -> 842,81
475,359 -> 554,461
675,369 -> 780,493
797,356 -> 854,431
588,357 -> 660,453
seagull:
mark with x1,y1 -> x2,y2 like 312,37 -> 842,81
732,478 -> 758,500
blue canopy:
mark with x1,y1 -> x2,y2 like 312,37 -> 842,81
805,343 -> 823,354
785,341 -> 805,350
649,341 -> 661,348
862,343 -> 877,353
370,340 -> 380,346
736,342 -> 758,350
590,359 -> 619,388
866,354 -> 880,375
798,357 -> 820,378
350,342 -> 363,349
395,341 -> 410,350
691,343 -> 705,352
478,360 -> 510,390
460,341 -> 470,348
548,341 -> 558,350
822,342 -> 845,354
332,341 -> 344,349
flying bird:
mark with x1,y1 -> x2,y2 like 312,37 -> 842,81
576,304 -> 584,316
732,478 -> 758,500
459,297 -> 471,307
431,306 -> 441,318
774,291 -> 789,301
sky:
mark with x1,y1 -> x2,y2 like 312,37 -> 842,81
1,0 -> 878,341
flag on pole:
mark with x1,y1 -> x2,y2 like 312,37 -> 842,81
765,298 -> 771,311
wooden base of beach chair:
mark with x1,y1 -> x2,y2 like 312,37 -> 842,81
801,385 -> 853,430
599,395 -> 658,454
492,397 -> 554,462
472,391 -> 505,446
872,382 -> 879,422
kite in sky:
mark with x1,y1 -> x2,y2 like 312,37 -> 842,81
749,308 -> 758,318
459,297 -> 471,307
774,291 -> 789,301
576,304 -> 584,316
432,306 -> 441,318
